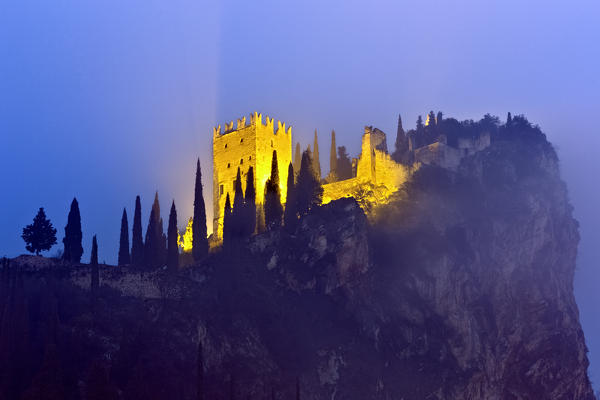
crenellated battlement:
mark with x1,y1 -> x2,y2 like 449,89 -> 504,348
212,112 -> 293,239
213,112 -> 292,138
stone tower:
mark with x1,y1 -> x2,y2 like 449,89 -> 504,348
212,112 -> 292,239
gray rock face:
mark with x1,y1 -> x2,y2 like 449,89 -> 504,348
3,138 -> 593,399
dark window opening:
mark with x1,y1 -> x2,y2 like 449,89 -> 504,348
227,163 -> 230,168
219,185 -> 224,196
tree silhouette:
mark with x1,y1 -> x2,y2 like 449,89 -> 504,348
283,163 -> 297,231
22,208 -> 57,255
329,129 -> 337,179
63,198 -> 83,263
222,193 -> 232,246
144,192 -> 166,269
118,208 -> 130,266
264,150 -> 283,229
293,142 -> 302,176
312,129 -> 321,180
416,115 -> 424,131
507,111 -> 512,125
231,168 -> 245,239
295,150 -> 323,216
244,166 -> 256,237
192,159 -> 208,261
427,110 -> 436,126
436,111 -> 443,125
167,201 -> 179,272
393,114 -> 407,162
336,146 -> 353,180
131,196 -> 144,268
91,235 -> 98,291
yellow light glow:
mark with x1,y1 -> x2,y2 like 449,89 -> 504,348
177,217 -> 194,252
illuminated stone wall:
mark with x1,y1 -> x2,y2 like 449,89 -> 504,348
323,127 -> 412,209
212,112 -> 292,238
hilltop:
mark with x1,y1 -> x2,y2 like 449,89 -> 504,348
0,115 -> 594,399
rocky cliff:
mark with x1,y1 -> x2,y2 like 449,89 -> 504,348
0,131 -> 594,399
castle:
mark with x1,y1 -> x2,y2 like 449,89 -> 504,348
212,112 -> 490,239
212,112 -> 291,238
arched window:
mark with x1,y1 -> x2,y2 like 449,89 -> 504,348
225,144 -> 228,149
227,163 -> 230,168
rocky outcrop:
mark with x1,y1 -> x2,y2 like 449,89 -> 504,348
1,137 -> 593,399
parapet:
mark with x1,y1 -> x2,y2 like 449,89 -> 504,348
213,112 -> 292,138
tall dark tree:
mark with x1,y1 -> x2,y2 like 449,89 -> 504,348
131,196 -> 144,267
436,111 -> 443,125
231,168 -> 245,239
427,110 -> 436,126
118,208 -> 130,266
167,201 -> 179,272
244,166 -> 256,237
393,114 -> 407,161
416,115 -> 424,131
63,197 -> 83,263
222,194 -> 232,246
144,192 -> 165,269
91,235 -> 98,291
336,146 -> 353,180
264,150 -> 283,229
22,207 -> 57,255
295,150 -> 323,216
293,142 -> 302,176
283,163 -> 297,231
192,159 -> 208,261
507,111 -> 512,125
329,130 -> 337,179
312,129 -> 321,180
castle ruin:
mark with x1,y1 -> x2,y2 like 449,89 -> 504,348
211,112 -> 491,239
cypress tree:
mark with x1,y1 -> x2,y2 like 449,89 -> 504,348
416,115 -> 424,131
22,208 -> 57,255
427,110 -> 436,126
296,150 -> 323,216
131,196 -> 144,267
144,192 -> 164,269
192,159 -> 208,261
436,111 -> 443,125
118,208 -> 130,266
91,235 -> 98,291
312,129 -> 321,180
264,150 -> 283,229
222,194 -> 232,246
329,130 -> 337,179
507,112 -> 512,125
244,166 -> 256,237
167,201 -> 179,272
293,142 -> 302,176
158,216 -> 167,266
63,197 -> 83,263
283,163 -> 297,231
231,168 -> 245,239
393,114 -> 407,160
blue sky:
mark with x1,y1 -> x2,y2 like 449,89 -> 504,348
1,0 -> 599,387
